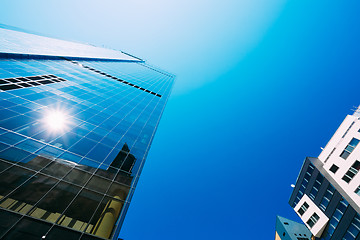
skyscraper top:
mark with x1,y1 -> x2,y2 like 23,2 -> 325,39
0,25 -> 140,61
0,24 -> 174,240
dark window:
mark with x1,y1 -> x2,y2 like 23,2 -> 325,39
0,75 -> 65,92
293,164 -> 315,207
309,173 -> 324,200
341,138 -> 360,159
0,159 -> 11,172
28,82 -> 40,86
342,161 -> 360,183
355,186 -> 360,196
66,60 -> 162,97
320,184 -> 335,211
0,209 -> 21,236
19,83 -> 31,87
0,84 -> 22,91
85,175 -> 112,194
342,213 -> 360,240
3,173 -> 58,214
30,182 -> 81,222
45,226 -> 81,240
41,161 -> 72,179
298,202 -> 309,216
63,168 -> 92,186
6,78 -> 20,83
330,164 -> 339,173
306,213 -> 319,228
0,80 -> 9,84
322,199 -> 348,239
59,189 -> 103,228
2,217 -> 51,240
38,80 -> 53,84
0,165 -> 34,199
27,76 -> 43,81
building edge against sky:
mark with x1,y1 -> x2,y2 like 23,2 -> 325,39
0,25 -> 174,240
289,107 -> 360,240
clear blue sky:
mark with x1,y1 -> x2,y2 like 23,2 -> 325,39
1,0 -> 360,239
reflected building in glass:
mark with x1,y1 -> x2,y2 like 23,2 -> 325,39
0,25 -> 174,240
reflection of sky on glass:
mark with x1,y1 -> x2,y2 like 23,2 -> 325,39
43,108 -> 70,132
2,0 -> 360,239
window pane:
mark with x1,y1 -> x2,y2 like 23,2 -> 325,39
30,182 -> 81,223
85,176 -> 111,194
2,173 -> 58,215
45,225 -> 81,240
59,189 -> 103,230
349,138 -> 360,147
64,168 -> 92,187
0,209 -> 21,236
2,217 -> 51,240
341,151 -> 350,159
0,165 -> 34,199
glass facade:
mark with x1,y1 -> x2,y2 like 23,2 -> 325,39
309,173 -> 324,200
320,199 -> 349,240
0,28 -> 174,240
319,184 -> 335,211
292,163 -> 315,207
342,213 -> 360,240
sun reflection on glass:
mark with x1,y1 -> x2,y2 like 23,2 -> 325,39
43,109 -> 71,132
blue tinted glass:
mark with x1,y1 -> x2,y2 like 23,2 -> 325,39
0,53 -> 174,239
350,138 -> 360,147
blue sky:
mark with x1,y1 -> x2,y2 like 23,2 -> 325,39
1,0 -> 360,239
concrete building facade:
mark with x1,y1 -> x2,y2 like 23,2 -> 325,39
289,109 -> 360,240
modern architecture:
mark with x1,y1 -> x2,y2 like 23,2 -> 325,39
275,215 -> 313,240
0,25 -> 174,240
289,109 -> 360,240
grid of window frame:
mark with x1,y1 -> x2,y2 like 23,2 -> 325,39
342,213 -> 360,240
293,164 -> 315,207
319,184 -> 335,211
66,59 -> 162,97
342,161 -> 360,183
340,138 -> 360,160
355,186 -> 360,196
298,202 -> 309,216
0,74 -> 66,91
321,199 -> 349,240
0,58 -> 173,172
306,212 -> 319,228
0,57 -> 175,240
309,173 -> 324,200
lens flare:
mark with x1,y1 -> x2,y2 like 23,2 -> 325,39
43,109 -> 70,132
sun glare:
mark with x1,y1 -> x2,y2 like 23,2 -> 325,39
44,109 -> 70,132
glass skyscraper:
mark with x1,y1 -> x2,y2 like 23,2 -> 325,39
0,25 -> 174,240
